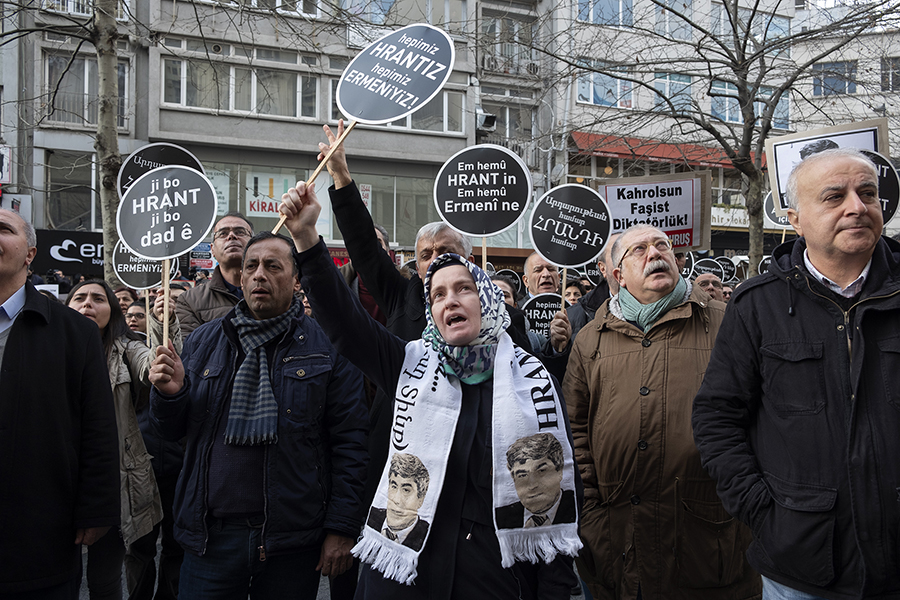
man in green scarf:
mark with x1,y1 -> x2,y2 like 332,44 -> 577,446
562,224 -> 760,600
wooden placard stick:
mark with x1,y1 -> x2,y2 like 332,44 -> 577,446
560,266 -> 567,312
482,237 -> 487,271
145,294 -> 151,348
162,258 -> 170,348
271,120 -> 359,235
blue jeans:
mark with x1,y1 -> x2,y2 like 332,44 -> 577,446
179,518 -> 321,600
762,576 -> 829,600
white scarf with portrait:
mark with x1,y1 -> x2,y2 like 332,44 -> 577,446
351,333 -> 581,584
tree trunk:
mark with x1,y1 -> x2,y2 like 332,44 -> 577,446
93,0 -> 122,284
746,171 -> 764,277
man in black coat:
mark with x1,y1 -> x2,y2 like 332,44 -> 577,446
693,148 -> 900,599
0,209 -> 120,597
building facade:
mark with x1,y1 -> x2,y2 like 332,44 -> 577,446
1,0 -> 897,273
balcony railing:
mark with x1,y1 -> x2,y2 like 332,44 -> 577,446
479,133 -> 539,170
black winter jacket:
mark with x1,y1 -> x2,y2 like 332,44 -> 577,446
693,237 -> 900,600
566,281 -> 610,342
0,283 -> 120,592
150,301 -> 368,557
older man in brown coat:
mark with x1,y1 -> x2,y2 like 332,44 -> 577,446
563,224 -> 760,600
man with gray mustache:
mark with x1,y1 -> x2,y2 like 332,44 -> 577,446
562,224 -> 760,600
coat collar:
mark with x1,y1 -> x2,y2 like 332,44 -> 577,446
771,236 -> 900,300
598,284 -> 713,335
21,280 -> 52,324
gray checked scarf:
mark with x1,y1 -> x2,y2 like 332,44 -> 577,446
225,297 -> 303,445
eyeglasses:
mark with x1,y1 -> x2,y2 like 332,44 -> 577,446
213,227 -> 252,241
125,313 -> 146,320
698,279 -> 723,289
617,238 -> 673,270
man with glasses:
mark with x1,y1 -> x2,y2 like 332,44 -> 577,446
694,272 -> 725,302
563,224 -> 758,600
174,213 -> 253,336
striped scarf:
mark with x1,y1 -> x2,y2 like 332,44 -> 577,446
225,298 -> 303,445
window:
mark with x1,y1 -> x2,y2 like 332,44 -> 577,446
342,0 -> 464,31
577,61 -> 632,109
481,16 -> 535,73
711,80 -> 740,123
711,81 -> 789,129
330,81 -> 464,134
654,73 -> 691,111
578,0 -> 632,26
755,87 -> 789,130
713,168 -> 745,206
43,0 -> 127,19
655,0 -> 691,40
480,86 -> 533,99
45,54 -> 127,127
813,61 -> 857,96
234,0 -> 317,16
481,102 -> 533,139
46,151 -> 96,230
164,58 -> 318,119
711,4 -> 790,55
343,0 -> 394,23
882,57 -> 900,92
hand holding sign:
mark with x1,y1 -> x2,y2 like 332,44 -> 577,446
272,24 -> 455,235
271,121 -> 357,234
522,294 -> 571,341
318,121 -> 353,189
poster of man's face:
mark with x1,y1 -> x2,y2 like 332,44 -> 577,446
385,453 -> 429,531
507,433 -> 563,514
766,119 -> 886,215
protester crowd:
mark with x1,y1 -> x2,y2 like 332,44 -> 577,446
2,132 -> 898,600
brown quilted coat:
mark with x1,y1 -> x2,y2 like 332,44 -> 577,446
563,286 -> 760,600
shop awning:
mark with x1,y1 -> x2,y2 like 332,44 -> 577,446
572,131 -> 740,168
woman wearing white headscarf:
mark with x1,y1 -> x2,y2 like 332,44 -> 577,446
279,182 -> 582,600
